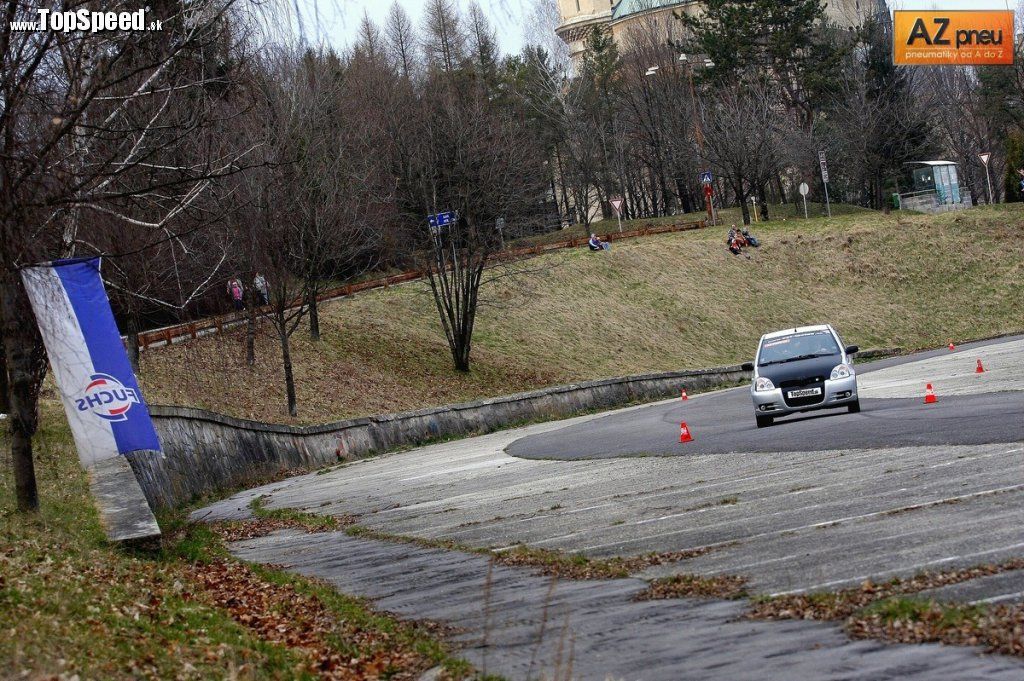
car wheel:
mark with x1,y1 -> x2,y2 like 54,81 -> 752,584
848,400 -> 861,414
756,414 -> 773,428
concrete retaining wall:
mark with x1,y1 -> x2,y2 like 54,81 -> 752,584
127,365 -> 750,509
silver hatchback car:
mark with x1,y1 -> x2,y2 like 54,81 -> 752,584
742,324 -> 860,428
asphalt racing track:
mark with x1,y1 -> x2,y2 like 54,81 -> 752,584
199,335 -> 1024,680
507,336 -> 1024,459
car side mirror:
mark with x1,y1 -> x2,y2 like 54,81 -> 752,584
845,345 -> 859,355
741,362 -> 754,372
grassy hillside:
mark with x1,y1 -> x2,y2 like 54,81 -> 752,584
139,205 -> 1024,424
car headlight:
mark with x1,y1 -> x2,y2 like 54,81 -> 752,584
754,377 -> 776,392
830,364 -> 853,380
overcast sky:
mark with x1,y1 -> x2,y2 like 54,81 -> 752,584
298,0 -> 534,56
307,0 -> 1019,57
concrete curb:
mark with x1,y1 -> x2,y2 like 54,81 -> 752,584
127,364 -> 749,509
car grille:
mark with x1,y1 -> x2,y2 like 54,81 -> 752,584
781,375 -> 827,408
779,375 -> 826,390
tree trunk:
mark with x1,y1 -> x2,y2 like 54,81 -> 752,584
0,276 -> 40,511
245,304 -> 256,366
758,184 -> 770,221
0,338 -> 9,414
279,325 -> 297,417
126,313 -> 141,373
307,288 -> 320,341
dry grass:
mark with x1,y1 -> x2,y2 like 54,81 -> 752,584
139,205 -> 1024,424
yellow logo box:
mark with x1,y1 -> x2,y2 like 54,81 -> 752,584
894,11 -> 1015,65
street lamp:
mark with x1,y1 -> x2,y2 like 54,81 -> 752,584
679,53 -> 715,225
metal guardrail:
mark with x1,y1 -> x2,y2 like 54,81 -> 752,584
136,219 -> 707,350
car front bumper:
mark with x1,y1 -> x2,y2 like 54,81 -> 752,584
750,374 -> 858,417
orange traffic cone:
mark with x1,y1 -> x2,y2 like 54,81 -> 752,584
924,384 -> 937,404
681,389 -> 689,401
679,422 -> 694,443
976,359 -> 985,374
948,340 -> 956,351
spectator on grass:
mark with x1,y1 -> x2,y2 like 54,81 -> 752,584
742,228 -> 760,248
588,233 -> 608,251
227,277 -> 245,311
727,227 -> 747,256
253,272 -> 269,306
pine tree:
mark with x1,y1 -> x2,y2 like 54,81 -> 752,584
679,0 -> 846,129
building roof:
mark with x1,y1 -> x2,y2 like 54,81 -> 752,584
611,0 -> 688,22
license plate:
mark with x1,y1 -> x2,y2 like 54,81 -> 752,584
788,388 -> 822,398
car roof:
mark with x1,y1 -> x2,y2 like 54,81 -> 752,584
761,325 -> 833,341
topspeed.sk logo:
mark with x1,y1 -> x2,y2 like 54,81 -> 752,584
76,373 -> 142,422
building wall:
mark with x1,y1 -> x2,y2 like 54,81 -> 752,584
557,0 -> 887,61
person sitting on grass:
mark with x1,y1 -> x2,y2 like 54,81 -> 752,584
741,228 -> 760,247
727,227 -> 746,256
729,227 -> 745,253
588,233 -> 609,251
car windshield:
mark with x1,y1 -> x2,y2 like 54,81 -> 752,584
759,331 -> 840,366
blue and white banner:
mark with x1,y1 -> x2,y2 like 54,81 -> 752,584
21,257 -> 161,466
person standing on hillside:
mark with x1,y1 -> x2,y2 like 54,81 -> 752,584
227,277 -> 245,311
253,272 -> 269,306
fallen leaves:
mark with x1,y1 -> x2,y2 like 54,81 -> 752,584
635,574 -> 748,601
211,514 -> 352,544
749,558 -> 1024,622
848,598 -> 1024,657
748,558 -> 1024,657
185,558 -> 433,680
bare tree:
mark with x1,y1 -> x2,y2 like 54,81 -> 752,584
700,81 -> 785,225
422,0 -> 466,73
1,0 -> 252,510
384,2 -> 418,80
390,73 -> 548,371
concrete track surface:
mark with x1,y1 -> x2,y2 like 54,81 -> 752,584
197,336 -> 1024,680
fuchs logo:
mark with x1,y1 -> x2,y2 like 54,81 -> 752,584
76,373 -> 141,422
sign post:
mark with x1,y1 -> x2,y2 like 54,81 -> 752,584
799,182 -> 810,219
819,151 -> 832,218
495,217 -> 506,249
610,197 -> 624,232
979,152 -> 993,205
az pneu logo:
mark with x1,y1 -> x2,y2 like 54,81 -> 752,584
894,11 -> 1015,66
76,373 -> 141,422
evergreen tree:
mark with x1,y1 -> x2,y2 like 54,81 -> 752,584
679,0 -> 847,129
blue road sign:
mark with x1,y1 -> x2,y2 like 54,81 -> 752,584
700,171 -> 713,184
428,211 -> 457,230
